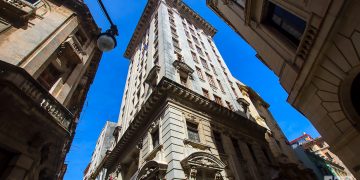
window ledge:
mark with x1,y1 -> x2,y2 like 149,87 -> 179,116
184,139 -> 210,150
145,144 -> 163,161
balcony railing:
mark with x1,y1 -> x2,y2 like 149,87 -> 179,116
0,60 -> 74,133
0,0 -> 36,23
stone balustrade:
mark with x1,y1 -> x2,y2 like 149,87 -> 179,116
0,60 -> 74,133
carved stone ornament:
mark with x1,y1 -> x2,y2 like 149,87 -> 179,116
215,171 -> 222,180
137,160 -> 167,180
190,166 -> 197,178
181,152 -> 226,171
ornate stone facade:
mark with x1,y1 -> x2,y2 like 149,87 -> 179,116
206,0 -> 360,178
91,0 -> 313,179
0,0 -> 102,179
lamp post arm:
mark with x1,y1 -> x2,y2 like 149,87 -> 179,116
97,0 -> 118,35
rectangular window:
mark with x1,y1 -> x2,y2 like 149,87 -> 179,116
188,40 -> 193,49
151,128 -> 160,148
185,31 -> 190,38
190,28 -> 195,35
191,52 -> 198,63
226,101 -> 233,110
172,38 -> 179,48
231,138 -> 244,160
211,64 -> 217,75
217,79 -> 224,91
214,95 -> 222,105
205,52 -> 211,61
200,58 -> 208,69
231,87 -> 238,98
202,88 -> 210,99
265,2 -> 306,46
196,67 -> 204,80
37,63 -> 62,91
192,36 -> 199,44
196,46 -> 204,56
247,143 -> 258,164
213,131 -> 225,154
187,122 -> 200,142
206,73 -> 215,87
180,76 -> 187,87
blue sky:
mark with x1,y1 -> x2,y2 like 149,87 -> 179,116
64,0 -> 319,179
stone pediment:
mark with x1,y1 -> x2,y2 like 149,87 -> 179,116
173,60 -> 194,74
181,152 -> 225,170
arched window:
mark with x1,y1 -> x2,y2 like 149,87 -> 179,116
351,73 -> 360,116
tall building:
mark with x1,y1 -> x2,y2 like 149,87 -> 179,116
94,0 -> 312,179
290,133 -> 355,179
84,121 -> 117,180
206,0 -> 360,178
0,0 -> 102,179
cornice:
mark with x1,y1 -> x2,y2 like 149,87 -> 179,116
124,0 -> 217,59
103,77 -> 266,169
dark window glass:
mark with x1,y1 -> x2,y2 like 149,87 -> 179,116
37,63 -> 62,91
266,2 -> 306,46
187,122 -> 200,142
247,143 -> 258,164
25,0 -> 38,4
151,128 -> 159,148
231,138 -> 244,160
213,131 -> 225,154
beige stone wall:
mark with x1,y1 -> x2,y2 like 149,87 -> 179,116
207,0 -> 360,177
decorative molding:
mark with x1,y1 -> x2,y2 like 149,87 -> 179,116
181,151 -> 226,173
184,139 -> 210,150
145,144 -> 163,161
137,160 -> 167,180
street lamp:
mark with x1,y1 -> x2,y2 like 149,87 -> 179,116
97,0 -> 118,52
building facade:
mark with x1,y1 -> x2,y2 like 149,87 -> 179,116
0,0 -> 102,179
290,133 -> 355,179
84,121 -> 116,180
206,0 -> 360,178
91,0 -> 314,179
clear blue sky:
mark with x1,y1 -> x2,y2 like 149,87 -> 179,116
64,0 -> 319,179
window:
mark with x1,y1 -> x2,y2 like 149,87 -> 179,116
188,40 -> 193,49
202,89 -> 210,99
201,41 -> 206,49
191,52 -> 198,63
226,101 -> 233,110
217,79 -> 224,91
151,128 -> 160,148
276,140 -> 282,150
325,152 -> 333,160
189,28 -> 195,35
196,67 -> 204,80
231,138 -> 244,160
214,95 -> 222,105
206,73 -> 215,87
262,147 -> 272,163
185,31 -> 190,38
192,36 -> 199,44
196,46 -> 204,55
247,143 -> 258,164
265,2 -> 306,46
172,38 -> 179,48
211,64 -> 217,75
25,0 -> 39,4
213,131 -> 225,154
201,58 -> 208,69
231,87 -> 238,98
180,76 -> 188,87
187,122 -> 200,142
37,63 -> 62,91
205,52 -> 211,61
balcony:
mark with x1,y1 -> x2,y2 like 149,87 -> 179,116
0,0 -> 36,25
0,60 -> 74,133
